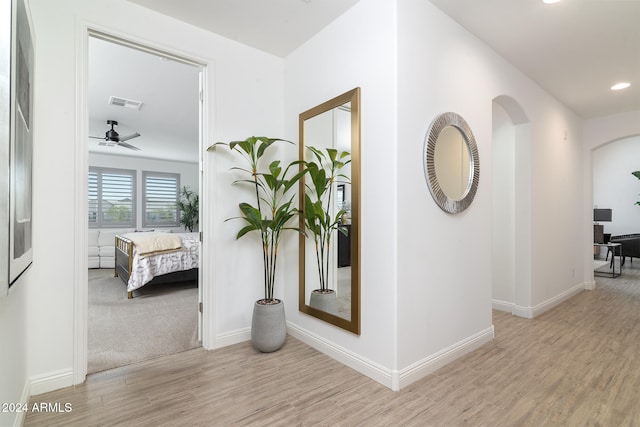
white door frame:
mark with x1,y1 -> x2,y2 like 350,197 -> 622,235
73,23 -> 214,384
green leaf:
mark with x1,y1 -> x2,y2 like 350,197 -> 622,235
326,148 -> 338,162
206,141 -> 227,152
236,224 -> 258,239
213,135 -> 304,300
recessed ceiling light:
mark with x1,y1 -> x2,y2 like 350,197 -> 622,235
542,0 -> 560,3
611,82 -> 631,91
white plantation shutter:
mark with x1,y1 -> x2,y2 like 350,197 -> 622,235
88,170 -> 98,226
88,167 -> 136,228
143,171 -> 179,227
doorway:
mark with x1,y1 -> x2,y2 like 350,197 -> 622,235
85,34 -> 203,374
491,95 -> 531,318
592,136 -> 640,269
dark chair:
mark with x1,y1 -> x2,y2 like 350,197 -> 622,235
609,234 -> 640,266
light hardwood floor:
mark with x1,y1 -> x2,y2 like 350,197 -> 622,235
25,262 -> 640,426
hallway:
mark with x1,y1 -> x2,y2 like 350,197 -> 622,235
25,264 -> 640,425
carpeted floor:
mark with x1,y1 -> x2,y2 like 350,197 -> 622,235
88,269 -> 200,374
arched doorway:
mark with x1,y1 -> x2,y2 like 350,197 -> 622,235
492,95 -> 532,317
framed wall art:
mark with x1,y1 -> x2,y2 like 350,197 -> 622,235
1,0 -> 34,296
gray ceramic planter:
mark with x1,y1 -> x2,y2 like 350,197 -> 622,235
251,299 -> 286,352
309,289 -> 338,315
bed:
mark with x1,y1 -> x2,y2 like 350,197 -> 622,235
114,231 -> 199,298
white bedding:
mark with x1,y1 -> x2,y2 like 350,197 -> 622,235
124,232 -> 199,292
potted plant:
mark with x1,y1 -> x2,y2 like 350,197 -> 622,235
177,185 -> 199,232
209,136 -> 304,352
302,146 -> 351,313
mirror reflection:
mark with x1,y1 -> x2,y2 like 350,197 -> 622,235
299,87 -> 360,334
434,125 -> 471,201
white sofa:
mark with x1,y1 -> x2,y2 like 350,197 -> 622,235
88,229 -> 100,268
89,228 -> 174,269
88,228 -> 135,269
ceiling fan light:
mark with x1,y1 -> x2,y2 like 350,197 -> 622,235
611,82 -> 631,91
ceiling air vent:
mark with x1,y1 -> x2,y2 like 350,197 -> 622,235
108,96 -> 143,110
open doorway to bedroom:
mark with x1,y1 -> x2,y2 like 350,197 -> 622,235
86,35 -> 203,374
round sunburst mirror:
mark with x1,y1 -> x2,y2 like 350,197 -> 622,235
424,112 -> 479,214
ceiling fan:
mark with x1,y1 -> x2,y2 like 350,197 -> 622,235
90,120 -> 141,151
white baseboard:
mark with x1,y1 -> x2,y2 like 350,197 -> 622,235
212,327 -> 251,349
513,304 -> 533,318
531,282 -> 585,318
287,323 -> 495,392
9,379 -> 31,427
286,323 -> 395,389
29,368 -> 74,396
398,326 -> 494,389
492,299 -> 514,312
494,282 -> 588,319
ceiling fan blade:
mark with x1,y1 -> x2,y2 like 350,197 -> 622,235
117,140 -> 141,151
118,132 -> 140,142
89,136 -> 106,140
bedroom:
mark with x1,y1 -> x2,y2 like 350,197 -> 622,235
87,35 -> 202,373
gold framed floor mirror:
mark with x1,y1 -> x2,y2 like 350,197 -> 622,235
298,87 -> 360,334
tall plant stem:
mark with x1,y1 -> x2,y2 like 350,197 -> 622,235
314,240 -> 323,292
254,169 -> 269,301
269,231 -> 277,301
321,178 -> 334,291
263,239 -> 269,301
319,230 -> 327,290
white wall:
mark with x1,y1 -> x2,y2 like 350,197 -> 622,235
528,107 -> 584,311
396,0 -> 585,381
592,136 -> 640,236
0,279 -> 29,427
396,0 -> 495,378
284,0 -> 399,385
492,102 -> 516,306
89,153 -> 198,230
19,0 -> 284,401
285,0 -> 588,391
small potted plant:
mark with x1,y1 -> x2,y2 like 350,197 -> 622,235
177,185 -> 199,232
302,146 -> 350,313
209,136 -> 304,352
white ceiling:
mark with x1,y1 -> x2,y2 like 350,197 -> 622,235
126,0 -> 361,57
88,0 -> 359,162
428,0 -> 640,119
88,37 -> 201,163
92,0 -> 639,162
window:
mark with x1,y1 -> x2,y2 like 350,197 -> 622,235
143,171 -> 179,227
88,167 -> 136,228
